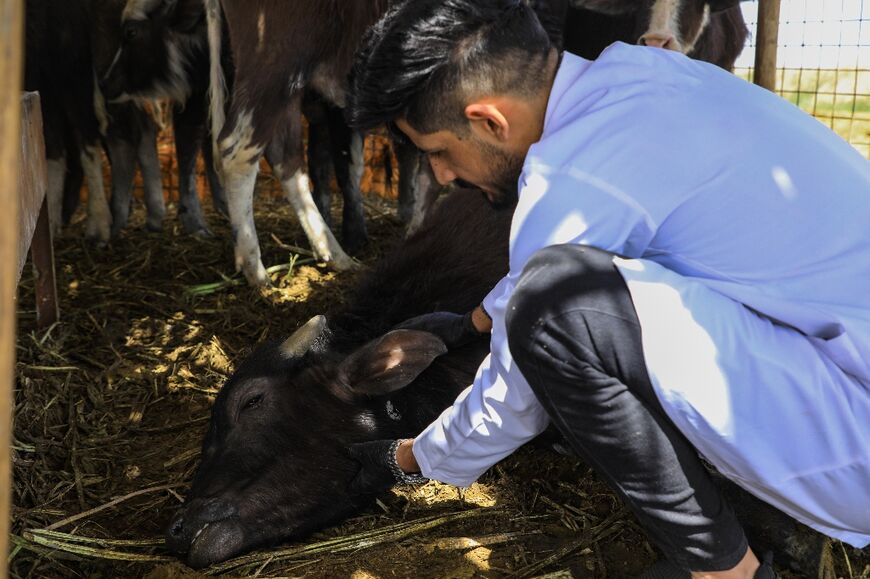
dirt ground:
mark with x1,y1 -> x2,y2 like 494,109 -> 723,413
11,156 -> 870,577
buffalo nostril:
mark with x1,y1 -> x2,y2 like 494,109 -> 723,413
169,518 -> 184,537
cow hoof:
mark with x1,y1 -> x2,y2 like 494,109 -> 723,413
180,213 -> 212,237
341,233 -> 368,256
240,262 -> 271,287
323,252 -> 360,272
85,219 -> 111,246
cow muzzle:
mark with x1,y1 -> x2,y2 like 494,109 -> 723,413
166,497 -> 244,568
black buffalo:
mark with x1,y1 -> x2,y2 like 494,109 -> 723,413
166,190 -> 511,567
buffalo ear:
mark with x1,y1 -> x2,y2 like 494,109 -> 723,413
339,330 -> 448,397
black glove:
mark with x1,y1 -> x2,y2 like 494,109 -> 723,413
347,439 -> 428,496
347,440 -> 396,496
395,311 -> 482,349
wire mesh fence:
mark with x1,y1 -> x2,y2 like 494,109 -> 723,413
734,0 -> 870,158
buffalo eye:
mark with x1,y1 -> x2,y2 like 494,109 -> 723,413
124,26 -> 139,42
242,394 -> 263,411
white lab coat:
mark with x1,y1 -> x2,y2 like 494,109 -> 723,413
412,44 -> 870,547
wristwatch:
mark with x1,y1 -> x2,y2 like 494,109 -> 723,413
387,439 -> 429,485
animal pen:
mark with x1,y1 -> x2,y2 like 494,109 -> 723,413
3,1 -> 869,578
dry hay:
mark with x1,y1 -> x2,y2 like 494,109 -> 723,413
12,194 -> 869,579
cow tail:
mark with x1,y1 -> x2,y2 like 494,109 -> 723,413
205,0 -> 226,180
92,70 -> 110,137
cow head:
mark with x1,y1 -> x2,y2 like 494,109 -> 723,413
634,0 -> 701,52
100,0 -> 205,103
570,0 -> 742,55
165,316 -> 448,568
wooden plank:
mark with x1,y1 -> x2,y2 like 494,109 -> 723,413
0,0 -> 23,574
17,93 -> 56,328
754,0 -> 782,91
31,198 -> 58,328
16,92 -> 48,284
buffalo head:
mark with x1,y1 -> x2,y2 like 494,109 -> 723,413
165,316 -> 448,568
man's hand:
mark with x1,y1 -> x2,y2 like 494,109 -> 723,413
395,307 -> 491,349
347,440 -> 396,496
347,439 -> 427,496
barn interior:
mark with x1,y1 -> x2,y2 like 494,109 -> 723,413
5,1 -> 870,578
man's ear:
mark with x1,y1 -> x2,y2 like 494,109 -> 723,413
465,102 -> 510,144
338,330 -> 448,397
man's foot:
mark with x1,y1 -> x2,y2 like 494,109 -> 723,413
638,551 -> 780,579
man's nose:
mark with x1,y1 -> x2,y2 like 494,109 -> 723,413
429,156 -> 457,186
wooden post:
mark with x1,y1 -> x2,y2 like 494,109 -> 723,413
754,0 -> 782,91
0,0 -> 23,574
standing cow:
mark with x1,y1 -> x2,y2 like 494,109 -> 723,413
563,0 -> 749,70
92,0 -> 167,235
101,0 -> 228,236
204,0 -> 394,283
25,0 -> 171,241
25,0 -> 112,242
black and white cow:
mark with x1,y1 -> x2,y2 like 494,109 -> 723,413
165,190 -> 511,568
25,0 -> 112,242
563,0 -> 749,70
203,0 -> 398,284
100,0 -> 228,236
103,0 -> 412,280
91,0 -> 167,235
24,0 -> 171,241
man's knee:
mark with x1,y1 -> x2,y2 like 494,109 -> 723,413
505,244 -> 622,349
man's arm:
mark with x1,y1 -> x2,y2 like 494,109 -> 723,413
395,304 -> 493,348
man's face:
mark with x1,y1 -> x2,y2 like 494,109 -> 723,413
395,118 -> 526,209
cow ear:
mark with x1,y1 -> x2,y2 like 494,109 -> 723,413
339,330 -> 447,397
160,0 -> 202,31
279,315 -> 329,359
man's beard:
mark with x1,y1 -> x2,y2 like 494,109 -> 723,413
477,139 -> 525,210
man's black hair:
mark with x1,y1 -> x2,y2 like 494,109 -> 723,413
348,0 -> 556,135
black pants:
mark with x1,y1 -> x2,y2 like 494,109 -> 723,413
505,244 -> 748,571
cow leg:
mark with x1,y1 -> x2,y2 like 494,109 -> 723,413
262,100 -> 355,272
325,106 -> 367,254
173,102 -> 211,236
394,139 -> 419,225
305,110 -> 334,228
81,141 -> 112,244
61,138 -> 84,226
106,129 -> 138,236
136,109 -> 166,232
46,156 -> 67,237
218,107 -> 269,285
394,140 -> 441,235
202,132 -> 228,218
406,169 -> 441,236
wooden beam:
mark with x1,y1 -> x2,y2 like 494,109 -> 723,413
0,0 -> 23,574
17,93 -> 56,329
16,92 -> 47,284
754,0 -> 782,91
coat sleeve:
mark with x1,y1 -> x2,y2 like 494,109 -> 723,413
412,277 -> 551,487
412,168 -> 655,486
